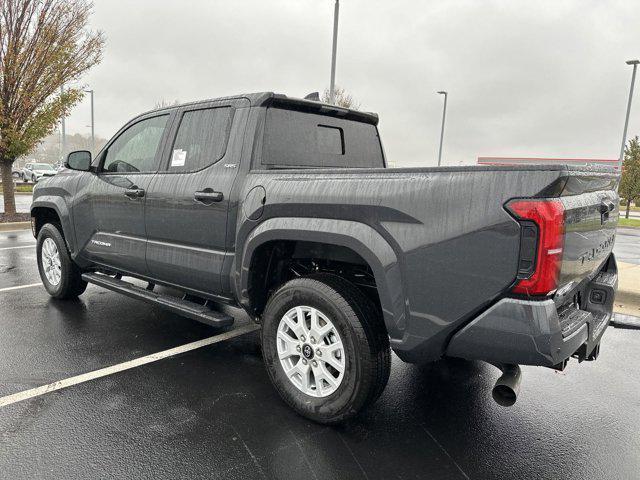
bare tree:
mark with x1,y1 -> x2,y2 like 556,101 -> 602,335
0,0 -> 104,215
154,98 -> 180,110
321,86 -> 360,109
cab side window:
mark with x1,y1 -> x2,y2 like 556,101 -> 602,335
102,115 -> 169,173
167,107 -> 233,172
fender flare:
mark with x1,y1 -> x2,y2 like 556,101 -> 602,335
30,196 -> 76,253
236,217 -> 407,340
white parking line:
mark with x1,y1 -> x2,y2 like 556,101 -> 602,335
0,245 -> 35,251
0,322 -> 260,408
0,283 -> 42,293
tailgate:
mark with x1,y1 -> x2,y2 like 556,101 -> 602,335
556,176 -> 618,299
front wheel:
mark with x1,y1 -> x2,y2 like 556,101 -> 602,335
261,274 -> 391,424
36,223 -> 87,299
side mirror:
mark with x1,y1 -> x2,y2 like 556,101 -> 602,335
65,150 -> 92,171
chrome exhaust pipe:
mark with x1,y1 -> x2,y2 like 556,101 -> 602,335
491,364 -> 521,407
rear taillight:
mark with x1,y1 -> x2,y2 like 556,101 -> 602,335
506,199 -> 565,296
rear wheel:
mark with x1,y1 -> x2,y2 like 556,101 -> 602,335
36,223 -> 87,299
261,274 -> 391,424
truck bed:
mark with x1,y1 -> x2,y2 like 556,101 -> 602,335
238,163 -> 619,363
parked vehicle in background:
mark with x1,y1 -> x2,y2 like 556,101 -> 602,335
22,162 -> 57,182
30,92 -> 620,424
12,168 -> 22,180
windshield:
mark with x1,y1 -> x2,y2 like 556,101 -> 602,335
33,163 -> 54,170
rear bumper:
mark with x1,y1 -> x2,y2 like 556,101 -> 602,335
445,255 -> 617,368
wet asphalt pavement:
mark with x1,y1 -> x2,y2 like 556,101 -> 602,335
0,193 -> 32,214
1,228 -> 640,479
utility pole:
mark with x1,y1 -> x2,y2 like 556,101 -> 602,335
85,89 -> 95,153
619,60 -> 639,171
329,0 -> 339,104
60,85 -> 66,161
437,91 -> 448,166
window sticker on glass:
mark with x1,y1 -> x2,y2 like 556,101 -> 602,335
171,149 -> 187,167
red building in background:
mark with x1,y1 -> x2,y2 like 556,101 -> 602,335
477,157 -> 619,170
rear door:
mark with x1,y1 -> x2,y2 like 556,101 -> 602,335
73,112 -> 173,275
144,99 -> 248,295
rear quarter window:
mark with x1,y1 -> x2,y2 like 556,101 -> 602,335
167,106 -> 234,172
261,108 -> 384,168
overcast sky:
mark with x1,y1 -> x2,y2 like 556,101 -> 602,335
63,0 -> 640,166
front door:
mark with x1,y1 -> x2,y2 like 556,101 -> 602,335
144,100 -> 247,295
74,112 -> 172,275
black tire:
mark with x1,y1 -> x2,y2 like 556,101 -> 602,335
261,273 -> 391,424
36,223 -> 87,299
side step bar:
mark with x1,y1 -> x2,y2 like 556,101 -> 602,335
82,272 -> 234,328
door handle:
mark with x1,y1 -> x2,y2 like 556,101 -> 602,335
124,187 -> 145,198
194,189 -> 223,203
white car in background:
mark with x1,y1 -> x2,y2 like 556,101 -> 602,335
22,162 -> 57,182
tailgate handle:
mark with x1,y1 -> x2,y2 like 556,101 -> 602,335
599,202 -> 614,214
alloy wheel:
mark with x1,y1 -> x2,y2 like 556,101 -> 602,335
277,306 -> 346,397
41,237 -> 62,286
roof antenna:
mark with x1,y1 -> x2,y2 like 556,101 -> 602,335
304,92 -> 320,101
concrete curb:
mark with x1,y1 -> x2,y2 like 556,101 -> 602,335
0,222 -> 31,232
611,313 -> 640,329
613,261 -> 640,315
614,290 -> 640,316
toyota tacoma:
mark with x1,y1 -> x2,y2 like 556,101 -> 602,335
31,92 -> 619,423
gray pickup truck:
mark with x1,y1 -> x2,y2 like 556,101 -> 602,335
31,92 -> 619,423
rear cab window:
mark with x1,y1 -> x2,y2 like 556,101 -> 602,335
260,106 -> 385,169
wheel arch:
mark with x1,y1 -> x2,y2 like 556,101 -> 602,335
30,198 -> 75,252
236,217 -> 406,340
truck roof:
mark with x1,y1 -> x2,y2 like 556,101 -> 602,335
147,92 -> 379,125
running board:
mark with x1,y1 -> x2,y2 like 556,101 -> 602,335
82,272 -> 234,328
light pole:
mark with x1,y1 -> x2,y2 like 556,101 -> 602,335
619,60 -> 639,171
329,0 -> 339,104
437,91 -> 448,166
84,89 -> 95,153
60,85 -> 66,161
